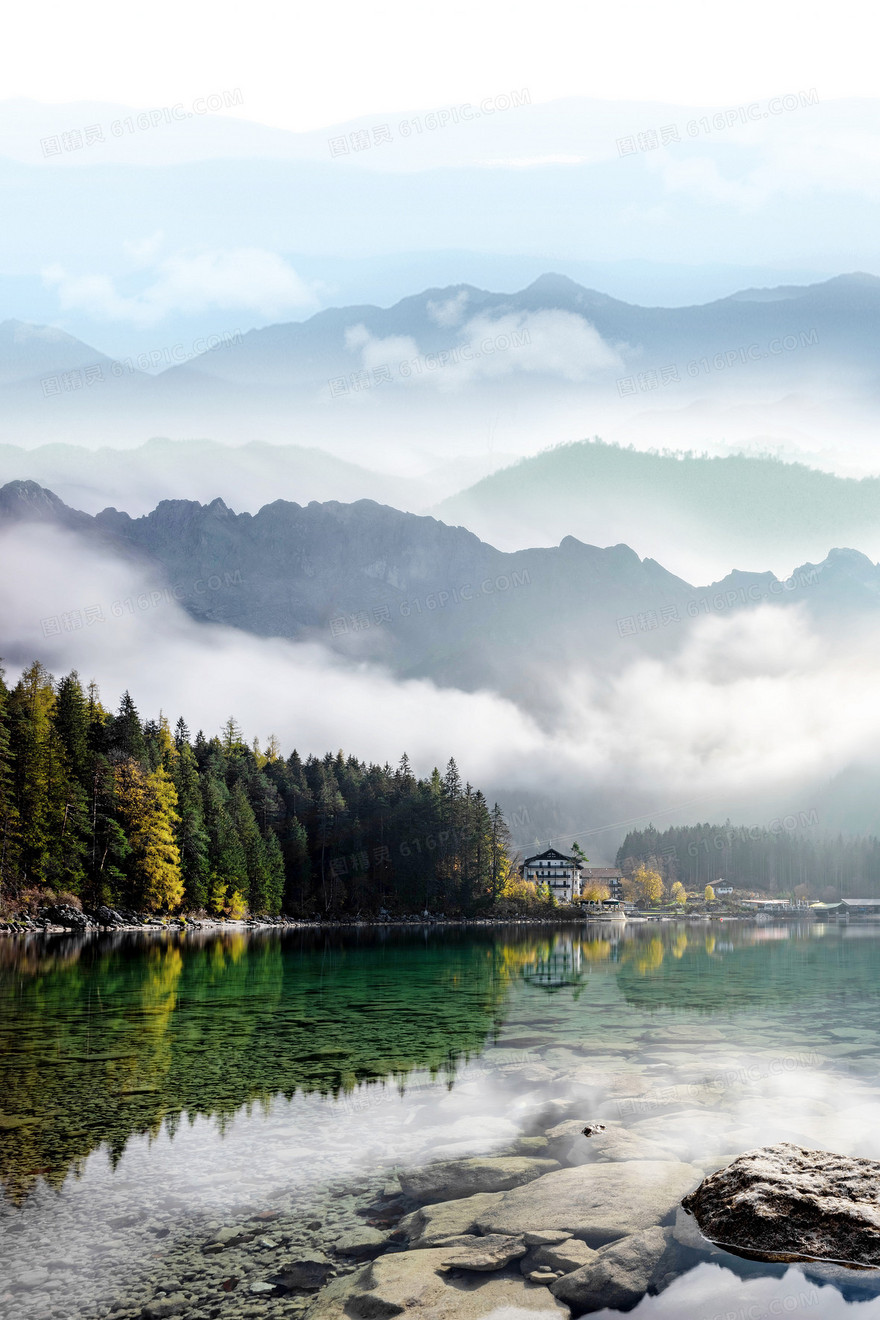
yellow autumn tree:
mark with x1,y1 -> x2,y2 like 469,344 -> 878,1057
671,881 -> 687,905
623,864 -> 664,906
704,884 -> 716,902
579,881 -> 610,904
114,760 -> 184,912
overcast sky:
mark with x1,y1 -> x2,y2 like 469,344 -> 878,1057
1,1 -> 870,131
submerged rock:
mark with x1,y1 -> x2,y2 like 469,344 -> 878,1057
304,1247 -> 570,1319
550,1226 -> 673,1313
681,1142 -> 880,1266
439,1234 -> 527,1271
522,1238 -> 598,1276
399,1192 -> 505,1247
141,1296 -> 189,1320
476,1161 -> 701,1245
276,1250 -> 332,1290
398,1155 -> 559,1202
566,1125 -> 675,1166
335,1227 -> 389,1260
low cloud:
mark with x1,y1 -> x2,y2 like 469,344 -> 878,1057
0,525 -> 549,783
344,309 -> 624,391
42,247 -> 319,327
5,524 -> 880,830
426,291 -> 470,328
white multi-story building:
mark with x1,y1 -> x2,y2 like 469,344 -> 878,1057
522,848 -> 582,902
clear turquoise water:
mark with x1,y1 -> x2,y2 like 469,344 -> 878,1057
3,920 -> 880,1317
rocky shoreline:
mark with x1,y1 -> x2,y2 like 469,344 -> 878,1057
0,904 -> 752,936
0,907 -> 606,936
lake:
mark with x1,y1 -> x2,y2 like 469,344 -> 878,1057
3,920 -> 880,1318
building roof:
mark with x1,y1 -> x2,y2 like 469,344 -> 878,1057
840,899 -> 880,907
524,847 -> 577,865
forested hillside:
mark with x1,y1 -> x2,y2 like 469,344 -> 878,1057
617,822 -> 880,897
0,662 -> 516,918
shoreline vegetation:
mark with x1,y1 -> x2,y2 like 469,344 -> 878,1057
0,661 -> 551,927
0,909 -> 773,936
0,662 -> 850,933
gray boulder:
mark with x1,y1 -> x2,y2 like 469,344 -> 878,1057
40,904 -> 89,929
96,905 -> 125,926
335,1227 -> 389,1260
398,1192 -> 505,1247
304,1247 -> 570,1319
565,1125 -> 675,1166
522,1238 -> 598,1276
477,1161 -> 701,1245
276,1250 -> 332,1290
142,1297 -> 189,1320
550,1226 -> 672,1313
440,1234 -> 527,1271
523,1230 -> 573,1246
681,1142 -> 880,1265
399,1155 -> 559,1203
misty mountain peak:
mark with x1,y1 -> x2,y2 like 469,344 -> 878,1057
825,547 -> 878,568
525,273 -> 586,296
0,478 -> 68,519
825,272 -> 880,290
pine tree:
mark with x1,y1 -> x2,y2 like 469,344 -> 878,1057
229,780 -> 264,911
0,665 -> 21,900
259,829 -> 286,914
111,691 -> 148,765
170,743 -> 210,910
201,774 -> 248,915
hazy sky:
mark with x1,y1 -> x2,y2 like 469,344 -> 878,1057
1,1 -> 869,131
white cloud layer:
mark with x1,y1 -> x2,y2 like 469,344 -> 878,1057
4,525 -> 880,821
344,309 -> 624,391
43,247 -> 319,327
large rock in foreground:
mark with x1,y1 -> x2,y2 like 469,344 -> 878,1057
681,1143 -> 880,1265
477,1161 -> 700,1245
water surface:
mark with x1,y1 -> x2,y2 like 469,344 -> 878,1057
3,921 -> 880,1318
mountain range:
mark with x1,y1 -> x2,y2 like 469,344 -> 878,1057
1,272 -> 878,459
6,437 -> 880,584
3,478 -> 878,716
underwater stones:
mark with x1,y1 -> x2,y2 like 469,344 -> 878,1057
398,1156 -> 559,1203
521,1238 -> 599,1277
549,1226 -> 673,1313
398,1192 -> 505,1247
305,1248 -> 570,1320
439,1234 -> 528,1271
476,1161 -> 701,1245
276,1250 -> 332,1289
141,1296 -> 189,1320
335,1227 -> 389,1260
565,1125 -> 676,1165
